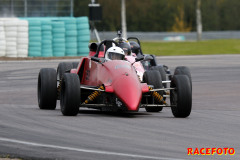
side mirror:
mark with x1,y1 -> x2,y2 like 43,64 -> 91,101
135,55 -> 144,62
89,43 -> 98,52
143,55 -> 153,61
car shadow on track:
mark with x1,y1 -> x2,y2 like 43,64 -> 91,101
78,109 -> 152,118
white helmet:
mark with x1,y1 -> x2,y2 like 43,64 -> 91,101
105,47 -> 125,60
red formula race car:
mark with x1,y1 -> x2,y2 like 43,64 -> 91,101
38,40 -> 192,117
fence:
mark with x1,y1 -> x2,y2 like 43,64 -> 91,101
0,0 -> 74,17
91,31 -> 240,41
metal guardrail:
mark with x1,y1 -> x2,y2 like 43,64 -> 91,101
91,31 -> 240,41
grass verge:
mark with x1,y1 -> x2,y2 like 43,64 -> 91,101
1,39 -> 240,61
0,155 -> 21,160
141,39 -> 240,56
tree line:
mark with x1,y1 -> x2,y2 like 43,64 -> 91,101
74,0 -> 240,32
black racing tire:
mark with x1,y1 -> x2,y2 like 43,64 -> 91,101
143,70 -> 163,112
174,66 -> 192,91
60,73 -> 81,116
38,68 -> 57,110
57,62 -> 73,81
151,66 -> 167,88
72,62 -> 79,68
57,62 -> 74,100
170,75 -> 192,118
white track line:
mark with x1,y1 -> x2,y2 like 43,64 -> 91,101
0,137 -> 183,160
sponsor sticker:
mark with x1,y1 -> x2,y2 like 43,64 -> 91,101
115,65 -> 131,69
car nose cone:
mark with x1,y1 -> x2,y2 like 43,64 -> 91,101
112,75 -> 142,111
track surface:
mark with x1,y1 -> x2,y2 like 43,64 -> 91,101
0,55 -> 240,160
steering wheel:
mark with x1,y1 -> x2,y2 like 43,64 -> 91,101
94,40 -> 118,57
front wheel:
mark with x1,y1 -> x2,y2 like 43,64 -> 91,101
38,68 -> 57,110
60,73 -> 81,116
170,75 -> 192,118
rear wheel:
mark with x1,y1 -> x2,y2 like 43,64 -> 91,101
143,70 -> 163,112
174,66 -> 192,91
57,62 -> 73,81
170,75 -> 192,118
72,62 -> 79,68
38,68 -> 57,110
57,62 -> 74,100
60,73 -> 81,116
151,66 -> 167,88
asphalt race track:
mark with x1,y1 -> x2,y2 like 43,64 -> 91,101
0,54 -> 240,160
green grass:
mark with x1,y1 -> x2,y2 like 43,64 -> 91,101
141,39 -> 240,56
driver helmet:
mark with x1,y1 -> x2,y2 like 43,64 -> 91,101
105,47 -> 125,60
129,41 -> 140,55
118,41 -> 132,56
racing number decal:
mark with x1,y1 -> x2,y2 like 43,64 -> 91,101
116,98 -> 122,107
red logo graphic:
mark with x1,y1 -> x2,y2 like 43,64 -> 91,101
188,148 -> 235,155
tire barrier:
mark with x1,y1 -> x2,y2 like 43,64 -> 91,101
76,17 -> 90,56
0,21 -> 6,57
0,17 -> 90,57
4,20 -> 18,57
28,20 -> 42,57
17,20 -> 29,57
41,20 -> 53,57
52,21 -> 65,57
63,18 -> 78,56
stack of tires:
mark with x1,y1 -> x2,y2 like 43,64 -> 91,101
41,20 -> 53,57
17,20 -> 29,57
76,17 -> 90,56
0,21 -> 6,57
4,20 -> 18,57
64,19 -> 78,56
0,17 -> 90,58
52,21 -> 65,57
28,20 -> 42,57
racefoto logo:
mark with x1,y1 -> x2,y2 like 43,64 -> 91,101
187,148 -> 235,156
